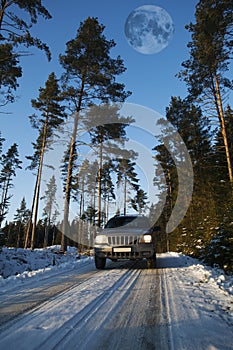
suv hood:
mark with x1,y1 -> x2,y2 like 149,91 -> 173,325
101,228 -> 150,236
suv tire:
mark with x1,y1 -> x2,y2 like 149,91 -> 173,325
95,255 -> 106,269
147,256 -> 156,269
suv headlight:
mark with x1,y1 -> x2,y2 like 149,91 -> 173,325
94,235 -> 108,245
142,234 -> 152,243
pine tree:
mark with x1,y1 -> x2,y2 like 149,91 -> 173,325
101,162 -> 116,223
85,160 -> 99,216
26,73 -> 66,250
131,189 -> 148,214
0,0 -> 52,105
59,17 -> 131,250
154,97 -> 213,253
13,197 -> 30,248
153,143 -> 176,251
42,175 -> 58,248
0,143 -> 22,227
85,104 -> 134,226
0,44 -> 21,106
178,0 -> 233,183
115,158 -> 140,215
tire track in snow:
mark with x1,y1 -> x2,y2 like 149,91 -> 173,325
40,267 -> 141,350
160,267 -> 175,350
0,264 -> 142,350
54,265 -> 162,350
0,262 -> 98,327
158,254 -> 233,350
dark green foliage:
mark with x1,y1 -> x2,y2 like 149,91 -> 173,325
0,143 -> 22,226
101,163 -> 116,201
81,206 -> 97,224
130,189 -> 148,214
167,0 -> 233,271
0,44 -> 22,105
13,197 -> 30,247
27,72 -> 67,169
30,73 -> 67,132
0,0 -> 51,57
178,0 -> 233,100
154,97 -> 214,254
178,0 -> 233,184
115,158 -> 139,191
0,0 -> 52,105
202,204 -> 233,272
60,17 -> 131,107
42,176 -> 58,221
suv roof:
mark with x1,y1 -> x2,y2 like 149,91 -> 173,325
104,214 -> 150,229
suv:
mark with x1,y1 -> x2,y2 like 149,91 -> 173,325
94,214 -> 157,269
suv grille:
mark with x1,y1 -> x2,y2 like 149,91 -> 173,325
108,235 -> 140,246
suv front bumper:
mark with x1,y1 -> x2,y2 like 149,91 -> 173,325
94,244 -> 155,260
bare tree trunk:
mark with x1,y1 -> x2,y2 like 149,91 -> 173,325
214,75 -> 233,184
43,219 -> 50,248
97,140 -> 103,227
16,223 -> 21,248
30,162 -> 42,250
30,113 -> 48,250
123,177 -> 127,215
61,142 -> 74,252
61,111 -> 79,252
93,187 -> 96,224
52,225 -> 56,246
61,73 -> 86,252
166,168 -> 173,252
0,173 -> 12,228
24,184 -> 37,249
24,218 -> 31,249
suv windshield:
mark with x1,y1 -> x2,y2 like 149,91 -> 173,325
105,216 -> 150,229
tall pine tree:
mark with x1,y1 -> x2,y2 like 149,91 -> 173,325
0,143 -> 22,226
85,104 -> 134,226
13,197 -> 30,248
178,0 -> 233,183
59,17 -> 131,251
154,97 -> 212,253
26,73 -> 66,249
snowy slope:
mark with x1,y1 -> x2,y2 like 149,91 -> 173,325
0,246 -> 93,291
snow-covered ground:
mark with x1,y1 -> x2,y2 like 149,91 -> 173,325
0,246 -> 232,296
0,248 -> 232,349
0,246 -> 93,291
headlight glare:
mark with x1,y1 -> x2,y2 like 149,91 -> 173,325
143,234 -> 152,243
94,235 -> 108,245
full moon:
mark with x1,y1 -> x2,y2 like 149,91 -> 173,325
124,5 -> 174,54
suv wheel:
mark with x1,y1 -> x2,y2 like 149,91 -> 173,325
95,255 -> 106,269
147,256 -> 156,269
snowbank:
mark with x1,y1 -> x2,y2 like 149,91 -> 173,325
0,246 -> 93,291
0,248 -> 232,298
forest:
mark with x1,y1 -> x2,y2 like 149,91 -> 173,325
0,0 -> 232,272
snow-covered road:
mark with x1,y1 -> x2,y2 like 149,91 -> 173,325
0,253 -> 232,350
159,254 -> 233,350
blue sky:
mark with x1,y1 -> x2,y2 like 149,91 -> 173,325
1,0 -> 200,221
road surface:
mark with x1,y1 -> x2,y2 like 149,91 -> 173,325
0,254 -> 232,350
